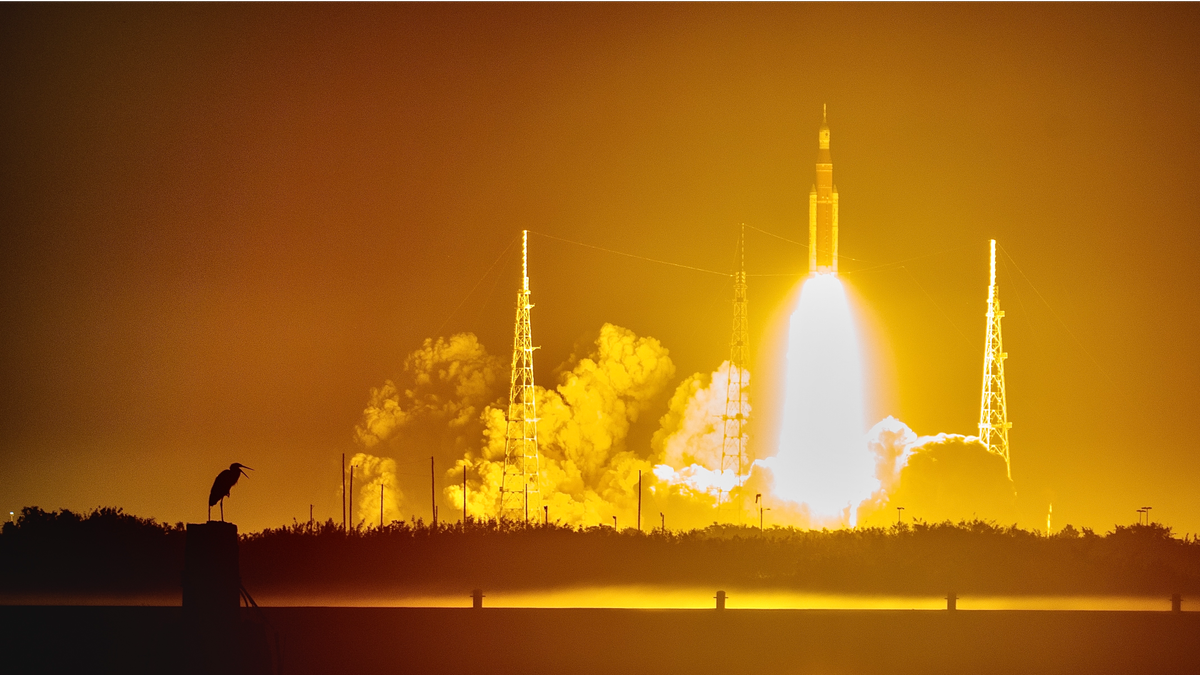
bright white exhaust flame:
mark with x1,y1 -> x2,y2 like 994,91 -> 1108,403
766,275 -> 878,526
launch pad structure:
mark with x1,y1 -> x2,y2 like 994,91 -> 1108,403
978,239 -> 1013,478
719,224 -> 750,516
499,230 -> 542,520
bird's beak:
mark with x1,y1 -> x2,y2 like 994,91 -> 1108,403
241,466 -> 253,477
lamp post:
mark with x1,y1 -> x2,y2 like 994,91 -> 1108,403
1142,506 -> 1153,525
755,494 -> 763,532
1136,508 -> 1145,525
544,505 -> 549,526
660,512 -> 665,533
612,515 -> 617,530
897,506 -> 905,527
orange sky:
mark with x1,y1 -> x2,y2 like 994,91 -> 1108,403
2,4 -> 1198,534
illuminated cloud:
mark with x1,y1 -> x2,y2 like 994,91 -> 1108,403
349,452 -> 404,527
857,417 -> 1017,527
353,333 -> 503,518
450,323 -> 676,525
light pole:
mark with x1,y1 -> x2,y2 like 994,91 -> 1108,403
897,506 -> 905,527
1136,508 -> 1145,525
612,515 -> 617,530
544,505 -> 549,526
660,512 -> 665,533
756,494 -> 763,532
1142,506 -> 1153,525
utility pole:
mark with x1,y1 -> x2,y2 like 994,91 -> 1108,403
897,506 -> 905,527
756,494 -> 763,532
349,465 -> 355,531
462,467 -> 468,529
341,453 -> 346,532
612,515 -> 617,530
660,512 -> 665,533
380,484 -> 384,529
637,470 -> 642,532
309,504 -> 313,530
544,505 -> 548,526
431,456 -> 436,527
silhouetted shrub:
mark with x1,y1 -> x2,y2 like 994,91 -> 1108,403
3,508 -> 1197,598
0,507 -> 184,595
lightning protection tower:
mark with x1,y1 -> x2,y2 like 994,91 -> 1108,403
978,239 -> 1012,479
719,224 -> 750,513
499,230 -> 541,520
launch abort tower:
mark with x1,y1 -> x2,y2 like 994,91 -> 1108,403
808,105 -> 839,275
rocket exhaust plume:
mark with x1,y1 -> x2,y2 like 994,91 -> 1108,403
767,275 -> 877,526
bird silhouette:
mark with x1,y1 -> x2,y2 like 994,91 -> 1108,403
208,463 -> 252,522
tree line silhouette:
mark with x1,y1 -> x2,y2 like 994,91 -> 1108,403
3,506 -> 1197,598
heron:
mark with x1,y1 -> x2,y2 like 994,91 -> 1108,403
208,463 -> 252,522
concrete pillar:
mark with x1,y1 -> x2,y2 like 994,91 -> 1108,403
472,589 -> 485,609
183,521 -> 240,625
715,590 -> 727,610
946,592 -> 958,611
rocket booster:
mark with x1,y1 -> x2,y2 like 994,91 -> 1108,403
808,106 -> 839,275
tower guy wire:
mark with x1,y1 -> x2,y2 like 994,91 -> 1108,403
499,230 -> 542,520
719,224 -> 750,519
978,239 -> 1013,479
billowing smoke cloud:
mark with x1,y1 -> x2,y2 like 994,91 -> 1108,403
354,329 -> 1015,531
353,333 -> 502,520
349,452 -> 404,527
653,361 -> 750,471
448,324 -> 676,525
856,416 -> 1016,527
648,361 -> 755,524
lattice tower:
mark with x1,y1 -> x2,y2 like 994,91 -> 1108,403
499,230 -> 541,520
719,224 -> 750,512
978,239 -> 1012,479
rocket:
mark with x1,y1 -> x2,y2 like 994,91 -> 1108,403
808,105 -> 839,275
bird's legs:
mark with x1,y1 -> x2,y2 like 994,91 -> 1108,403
208,504 -> 212,521
220,498 -> 225,522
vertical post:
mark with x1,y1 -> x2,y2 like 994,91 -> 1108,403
524,485 -> 528,524
380,484 -> 384,529
341,453 -> 346,532
431,457 -> 436,526
309,504 -> 313,530
612,515 -> 617,530
660,512 -> 665,533
637,470 -> 642,532
544,505 -> 548,526
462,467 -> 468,529
897,506 -> 905,527
349,465 -> 354,530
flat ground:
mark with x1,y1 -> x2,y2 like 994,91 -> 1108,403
2,605 -> 1199,674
